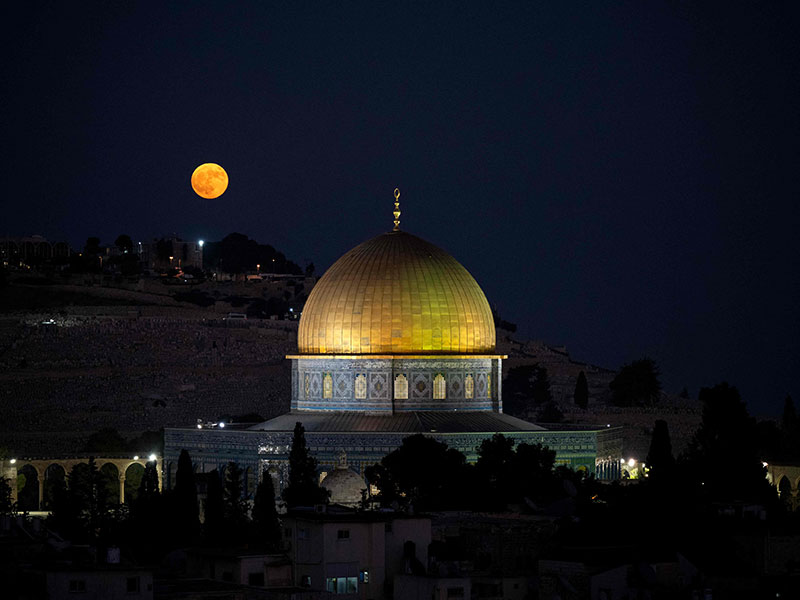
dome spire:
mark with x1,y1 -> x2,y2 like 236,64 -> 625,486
392,188 -> 401,231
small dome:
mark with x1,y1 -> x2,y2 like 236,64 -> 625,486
321,454 -> 366,507
298,231 -> 495,354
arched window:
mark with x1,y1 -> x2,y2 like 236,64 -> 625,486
433,374 -> 446,400
487,374 -> 492,399
394,374 -> 408,399
464,375 -> 474,399
304,374 -> 310,399
323,373 -> 333,399
354,374 -> 367,399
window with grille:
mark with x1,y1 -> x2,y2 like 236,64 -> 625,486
433,374 -> 446,399
394,374 -> 408,399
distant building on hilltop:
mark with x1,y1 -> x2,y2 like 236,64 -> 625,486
138,237 -> 203,273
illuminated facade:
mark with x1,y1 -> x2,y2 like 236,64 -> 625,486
164,198 -> 622,493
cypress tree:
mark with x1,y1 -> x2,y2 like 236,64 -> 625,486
203,469 -> 225,544
172,449 -> 199,544
252,470 -> 281,549
645,420 -> 675,483
283,422 -> 328,507
223,462 -> 249,542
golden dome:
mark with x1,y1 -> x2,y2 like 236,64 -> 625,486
298,231 -> 496,354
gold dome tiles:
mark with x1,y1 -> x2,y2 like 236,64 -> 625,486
298,231 -> 496,355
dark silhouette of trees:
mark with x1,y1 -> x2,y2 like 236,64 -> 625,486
252,470 -> 281,549
223,462 -> 249,540
473,434 -> 561,510
49,458 -> 112,544
366,435 -> 470,511
574,371 -> 589,409
503,364 -> 551,418
283,422 -> 328,507
537,401 -> 564,423
171,450 -> 199,545
609,358 -> 661,407
683,383 -> 774,503
203,469 -> 225,543
203,233 -> 302,275
0,477 -> 15,515
646,420 -> 675,484
114,234 -> 133,254
83,428 -> 128,453
84,237 -> 101,255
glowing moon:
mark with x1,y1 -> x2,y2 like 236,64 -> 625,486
191,163 -> 228,199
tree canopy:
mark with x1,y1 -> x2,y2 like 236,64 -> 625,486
609,358 -> 661,407
282,422 -> 329,507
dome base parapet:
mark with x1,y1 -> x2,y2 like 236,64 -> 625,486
291,355 -> 503,414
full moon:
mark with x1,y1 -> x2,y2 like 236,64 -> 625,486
191,163 -> 228,199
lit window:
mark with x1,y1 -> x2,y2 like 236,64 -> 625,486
394,374 -> 408,399
326,577 -> 358,594
433,374 -> 446,400
323,373 -> 333,399
464,375 -> 474,399
360,570 -> 370,583
304,374 -> 310,399
355,374 -> 367,399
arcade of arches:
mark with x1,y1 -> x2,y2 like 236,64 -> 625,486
2,456 -> 162,511
767,463 -> 800,511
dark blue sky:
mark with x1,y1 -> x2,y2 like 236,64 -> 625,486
3,2 -> 798,415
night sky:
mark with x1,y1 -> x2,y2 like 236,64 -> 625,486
3,2 -> 798,415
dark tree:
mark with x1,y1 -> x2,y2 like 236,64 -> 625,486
537,401 -> 563,423
84,237 -> 101,255
532,366 -> 553,406
223,462 -> 249,540
365,435 -> 470,511
574,371 -> 589,409
679,387 -> 690,399
0,477 -> 15,515
50,458 -> 111,543
475,434 -> 516,509
283,422 -> 328,507
114,234 -> 133,254
252,471 -> 281,549
172,450 -> 199,544
503,364 -> 550,417
514,442 -> 559,505
645,420 -> 675,483
609,358 -> 661,407
203,469 -> 225,543
683,383 -> 773,503
83,428 -> 128,453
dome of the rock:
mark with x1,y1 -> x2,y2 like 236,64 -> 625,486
298,231 -> 495,355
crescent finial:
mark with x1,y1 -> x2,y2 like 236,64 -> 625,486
393,188 -> 401,231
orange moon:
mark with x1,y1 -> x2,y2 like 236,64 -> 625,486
191,163 -> 228,199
